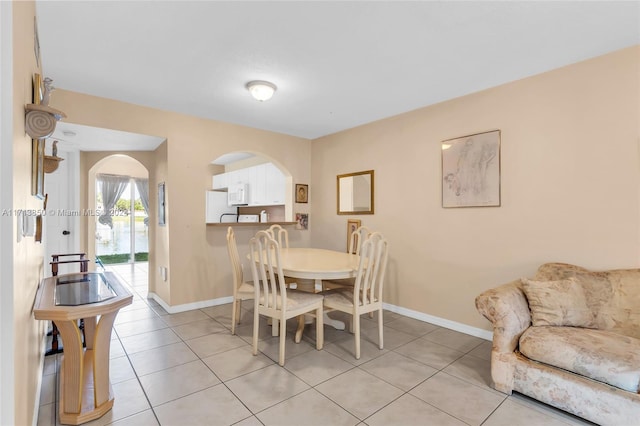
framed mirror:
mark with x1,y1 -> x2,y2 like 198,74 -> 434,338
337,170 -> 374,215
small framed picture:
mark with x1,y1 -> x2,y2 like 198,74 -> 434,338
295,213 -> 308,230
34,17 -> 41,68
295,184 -> 308,203
158,182 -> 166,226
347,219 -> 361,253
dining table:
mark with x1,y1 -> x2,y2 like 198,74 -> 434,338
252,247 -> 360,342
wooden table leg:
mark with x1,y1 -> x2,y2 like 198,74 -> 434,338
56,320 -> 84,416
93,311 -> 117,408
56,313 -> 118,425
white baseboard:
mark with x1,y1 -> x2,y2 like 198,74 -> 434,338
146,292 -> 492,341
382,302 -> 493,341
147,292 -> 233,314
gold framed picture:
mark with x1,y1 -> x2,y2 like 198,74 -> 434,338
31,139 -> 45,199
347,219 -> 361,253
295,183 -> 308,203
33,73 -> 43,105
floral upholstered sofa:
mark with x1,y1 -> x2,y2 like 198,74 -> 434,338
475,263 -> 640,425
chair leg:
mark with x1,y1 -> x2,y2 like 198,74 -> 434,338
278,317 -> 287,366
252,309 -> 259,356
315,306 -> 324,350
236,299 -> 243,322
354,313 -> 361,360
272,319 -> 279,337
378,308 -> 384,349
45,322 -> 63,356
231,299 -> 238,335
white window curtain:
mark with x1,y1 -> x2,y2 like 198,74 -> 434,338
134,178 -> 150,226
97,174 -> 130,228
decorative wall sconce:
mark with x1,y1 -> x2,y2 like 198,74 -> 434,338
25,74 -> 66,139
43,140 -> 64,173
25,103 -> 66,139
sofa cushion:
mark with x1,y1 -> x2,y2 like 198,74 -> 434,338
521,277 -> 596,328
519,326 -> 640,393
533,263 -> 640,339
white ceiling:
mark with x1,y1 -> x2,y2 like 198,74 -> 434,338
36,1 -> 639,151
50,121 -> 165,152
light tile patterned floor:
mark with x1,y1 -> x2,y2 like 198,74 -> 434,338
37,263 -> 595,426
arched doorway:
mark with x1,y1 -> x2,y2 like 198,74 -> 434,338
89,155 -> 150,267
210,151 -> 294,223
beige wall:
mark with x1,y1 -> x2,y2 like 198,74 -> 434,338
151,141 -> 169,301
11,2 -> 47,425
311,46 -> 640,331
52,90 -> 312,307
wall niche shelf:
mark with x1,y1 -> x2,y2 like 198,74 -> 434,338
206,221 -> 297,227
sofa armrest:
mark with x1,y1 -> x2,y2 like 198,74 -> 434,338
475,280 -> 531,354
476,280 -> 532,394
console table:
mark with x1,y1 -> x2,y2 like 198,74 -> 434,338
33,272 -> 132,425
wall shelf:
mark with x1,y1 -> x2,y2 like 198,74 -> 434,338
206,221 -> 297,227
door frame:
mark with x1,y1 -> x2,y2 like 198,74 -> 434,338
43,148 -> 81,275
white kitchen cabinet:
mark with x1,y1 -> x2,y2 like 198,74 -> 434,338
264,163 -> 286,205
210,162 -> 286,207
249,164 -> 267,206
212,173 -> 228,190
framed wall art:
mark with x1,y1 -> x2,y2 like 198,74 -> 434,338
33,73 -> 43,105
295,183 -> 308,203
34,17 -> 41,68
442,130 -> 501,208
347,219 -> 361,253
295,213 -> 308,230
31,139 -> 45,199
158,182 -> 166,226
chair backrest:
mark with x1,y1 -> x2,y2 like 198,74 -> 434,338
348,226 -> 372,255
50,253 -> 89,277
226,227 -> 244,294
268,224 -> 289,249
249,230 -> 287,312
353,232 -> 389,307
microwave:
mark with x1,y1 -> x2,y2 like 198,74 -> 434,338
228,183 -> 249,206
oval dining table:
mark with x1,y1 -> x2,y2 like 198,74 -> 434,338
253,247 -> 360,342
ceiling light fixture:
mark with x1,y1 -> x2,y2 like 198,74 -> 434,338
246,80 -> 277,102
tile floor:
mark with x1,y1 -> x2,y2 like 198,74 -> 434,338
37,263 -> 594,426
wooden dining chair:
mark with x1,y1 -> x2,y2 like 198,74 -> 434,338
226,227 -> 255,335
348,226 -> 372,255
249,230 -> 324,366
323,232 -> 388,359
267,223 -> 305,291
267,224 -> 289,248
322,226 -> 372,291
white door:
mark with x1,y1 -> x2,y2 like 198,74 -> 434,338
44,147 -> 80,276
